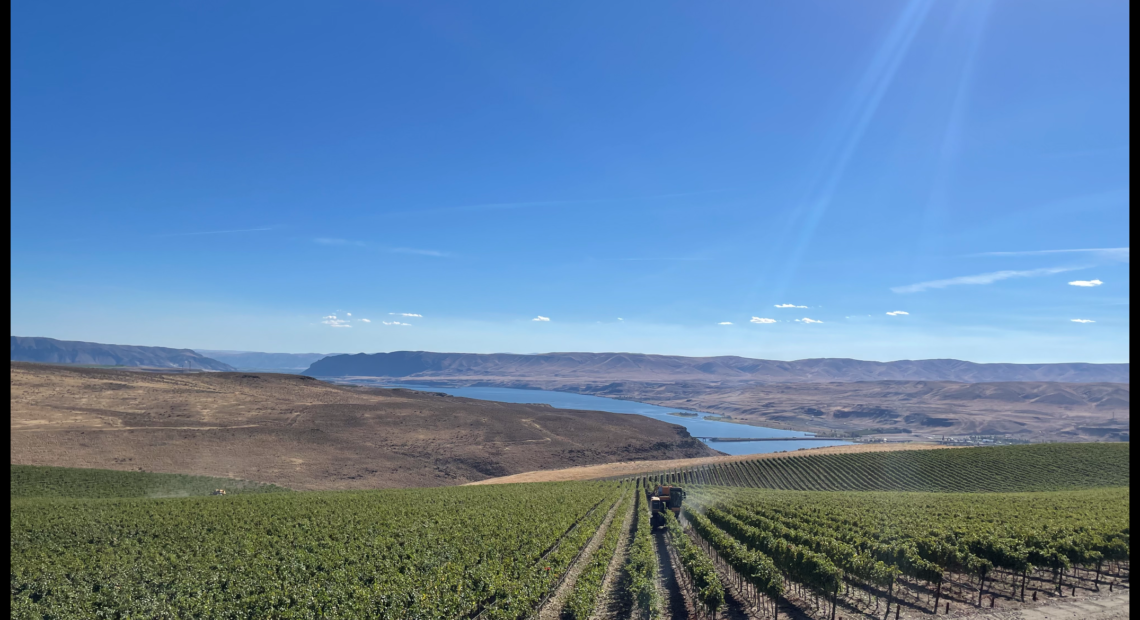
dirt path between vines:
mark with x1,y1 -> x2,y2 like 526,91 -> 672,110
952,588 -> 1129,620
537,495 -> 623,620
653,528 -> 691,620
468,443 -> 955,485
592,491 -> 636,620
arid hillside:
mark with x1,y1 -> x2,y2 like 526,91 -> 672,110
573,379 -> 1131,441
9,363 -> 716,490
373,377 -> 1129,442
303,350 -> 1129,383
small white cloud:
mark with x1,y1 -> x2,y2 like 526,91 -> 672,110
718,322 -> 733,325
618,318 -> 624,321
381,321 -> 411,326
1071,319 -> 1096,323
750,317 -> 777,324
774,304 -> 808,308
322,314 -> 352,328
532,316 -> 551,322
360,318 -> 371,323
1068,279 -> 1103,287
389,313 -> 423,317
886,311 -> 909,316
795,318 -> 823,324
346,312 -> 351,316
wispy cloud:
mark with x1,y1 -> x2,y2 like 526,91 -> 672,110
750,317 -> 777,324
795,318 -> 823,324
381,321 -> 411,326
532,316 -> 551,322
389,247 -> 451,257
389,313 -> 423,317
384,189 -> 733,217
360,318 -> 371,323
718,321 -> 733,325
966,248 -> 1129,262
617,318 -> 624,321
892,266 -> 1081,294
1071,319 -> 1096,324
774,304 -> 808,309
321,314 -> 352,328
1069,279 -> 1103,287
315,237 -> 365,246
886,311 -> 909,316
154,226 -> 275,238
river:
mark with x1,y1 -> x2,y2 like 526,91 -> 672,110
330,380 -> 853,456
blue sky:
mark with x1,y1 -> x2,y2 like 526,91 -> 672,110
11,1 -> 1129,363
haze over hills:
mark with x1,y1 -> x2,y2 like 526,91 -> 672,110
11,337 -> 234,372
303,351 -> 1130,384
195,351 -> 336,371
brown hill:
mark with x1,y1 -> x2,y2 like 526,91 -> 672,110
303,351 -> 1129,383
9,362 -> 716,490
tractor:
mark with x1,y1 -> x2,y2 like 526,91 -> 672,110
646,484 -> 683,528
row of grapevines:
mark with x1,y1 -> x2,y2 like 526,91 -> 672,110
683,507 -> 783,609
704,506 -> 843,597
663,510 -> 724,613
515,488 -> 622,619
623,482 -> 658,619
561,484 -> 632,619
722,504 -> 916,587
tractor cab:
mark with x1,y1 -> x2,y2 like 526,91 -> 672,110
647,484 -> 684,528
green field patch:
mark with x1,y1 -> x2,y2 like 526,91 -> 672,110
10,465 -> 290,499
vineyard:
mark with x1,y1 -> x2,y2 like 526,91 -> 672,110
10,464 -> 290,499
11,481 -> 635,619
625,442 -> 1130,492
10,443 -> 1131,619
667,486 -> 1130,619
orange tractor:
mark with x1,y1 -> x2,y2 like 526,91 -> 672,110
647,484 -> 684,528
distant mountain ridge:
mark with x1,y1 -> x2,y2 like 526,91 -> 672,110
303,351 -> 1130,384
10,337 -> 235,371
195,351 -> 336,371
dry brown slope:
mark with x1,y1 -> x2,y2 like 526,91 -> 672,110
10,362 -> 716,490
467,442 -> 955,484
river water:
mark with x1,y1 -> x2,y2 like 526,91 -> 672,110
332,380 -> 853,456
